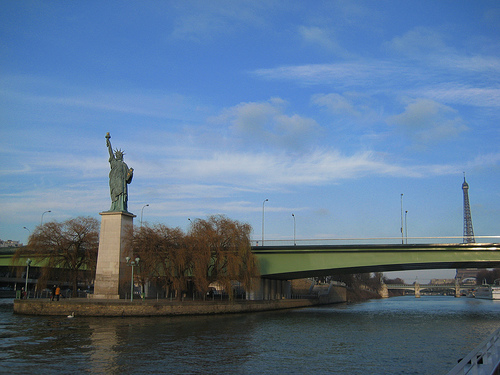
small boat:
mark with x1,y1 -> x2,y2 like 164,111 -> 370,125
475,279 -> 500,300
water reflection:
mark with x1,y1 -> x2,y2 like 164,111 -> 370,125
1,297 -> 499,374
89,323 -> 120,374
85,313 -> 259,374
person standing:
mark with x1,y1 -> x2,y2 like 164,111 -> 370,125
51,285 -> 56,301
55,286 -> 61,301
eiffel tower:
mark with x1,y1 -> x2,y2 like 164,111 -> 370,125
456,174 -> 477,283
462,174 -> 475,244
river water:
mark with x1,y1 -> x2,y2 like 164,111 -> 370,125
0,296 -> 499,375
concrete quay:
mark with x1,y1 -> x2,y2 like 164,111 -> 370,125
13,296 -> 344,317
13,282 -> 347,317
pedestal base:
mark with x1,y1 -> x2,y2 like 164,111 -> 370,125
89,294 -> 120,300
92,211 -> 135,299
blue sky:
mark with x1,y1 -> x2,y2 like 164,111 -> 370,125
1,1 -> 499,282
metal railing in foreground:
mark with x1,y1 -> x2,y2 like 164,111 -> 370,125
251,236 -> 500,247
446,327 -> 500,375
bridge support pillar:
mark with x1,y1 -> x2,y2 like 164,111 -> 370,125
414,282 -> 420,298
455,280 -> 461,298
379,283 -> 389,298
247,278 -> 291,300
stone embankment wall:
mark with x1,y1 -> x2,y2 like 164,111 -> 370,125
14,285 -> 347,317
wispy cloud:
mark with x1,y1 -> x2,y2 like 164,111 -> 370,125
298,25 -> 351,58
387,98 -> 468,144
312,93 -> 363,117
0,75 -> 208,121
132,148 -> 498,187
383,27 -> 453,58
253,61 -> 411,87
414,85 -> 500,108
168,1 -> 268,42
212,98 -> 322,150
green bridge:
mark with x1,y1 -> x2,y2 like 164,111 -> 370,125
251,242 -> 500,280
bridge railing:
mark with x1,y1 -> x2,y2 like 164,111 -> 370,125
446,327 -> 500,375
251,236 -> 500,247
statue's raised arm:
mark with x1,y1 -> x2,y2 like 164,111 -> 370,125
105,132 -> 114,160
105,133 -> 133,212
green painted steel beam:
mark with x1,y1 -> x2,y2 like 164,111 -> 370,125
252,243 -> 500,280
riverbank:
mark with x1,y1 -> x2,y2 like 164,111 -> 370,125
13,297 -> 329,317
13,283 -> 347,316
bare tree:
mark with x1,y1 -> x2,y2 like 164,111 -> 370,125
129,215 -> 259,300
14,217 -> 99,297
189,215 -> 259,298
131,224 -> 191,299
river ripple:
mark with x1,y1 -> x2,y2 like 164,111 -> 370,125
0,296 -> 499,374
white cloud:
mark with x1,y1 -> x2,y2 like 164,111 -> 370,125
312,93 -> 362,117
387,98 -> 468,144
384,27 -> 452,58
134,149 -> 471,187
415,84 -> 500,108
214,98 -> 321,149
0,74 -> 209,123
168,1 -> 267,41
253,61 -> 429,90
298,26 -> 349,57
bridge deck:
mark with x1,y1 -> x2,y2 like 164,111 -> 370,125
251,243 -> 500,279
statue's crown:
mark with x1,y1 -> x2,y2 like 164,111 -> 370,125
114,148 -> 125,158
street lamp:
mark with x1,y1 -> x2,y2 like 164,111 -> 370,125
400,194 -> 404,244
405,210 -> 408,244
292,213 -> 296,246
41,210 -> 51,225
140,204 -> 149,227
25,259 -> 32,298
262,199 -> 268,246
125,256 -> 140,302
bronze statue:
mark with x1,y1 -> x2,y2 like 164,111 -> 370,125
105,133 -> 133,212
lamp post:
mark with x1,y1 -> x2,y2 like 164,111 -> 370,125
405,210 -> 408,244
400,194 -> 404,244
25,258 -> 31,298
262,199 -> 268,246
125,256 -> 140,302
140,204 -> 149,227
292,213 -> 296,246
41,210 -> 51,225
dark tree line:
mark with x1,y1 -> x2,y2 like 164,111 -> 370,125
14,216 -> 99,297
15,214 -> 259,300
129,215 -> 260,299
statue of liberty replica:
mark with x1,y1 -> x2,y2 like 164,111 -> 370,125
105,132 -> 133,212
92,132 -> 136,299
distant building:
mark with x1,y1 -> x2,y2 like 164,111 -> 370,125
0,239 -> 23,248
430,279 -> 455,285
455,269 -> 478,283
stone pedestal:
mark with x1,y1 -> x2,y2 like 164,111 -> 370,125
90,211 -> 135,299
